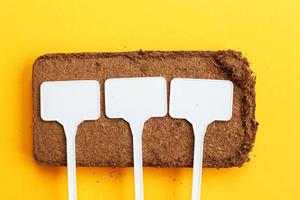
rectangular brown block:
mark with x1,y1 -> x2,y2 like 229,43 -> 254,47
32,50 -> 258,168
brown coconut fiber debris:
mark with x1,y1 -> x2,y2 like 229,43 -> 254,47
32,50 -> 258,168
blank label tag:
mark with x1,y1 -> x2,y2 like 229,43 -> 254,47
41,80 -> 100,200
169,78 -> 233,124
41,80 -> 100,125
105,77 -> 167,123
105,77 -> 167,200
169,78 -> 233,200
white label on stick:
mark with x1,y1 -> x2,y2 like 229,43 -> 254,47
169,78 -> 233,200
41,80 -> 100,200
105,77 -> 167,200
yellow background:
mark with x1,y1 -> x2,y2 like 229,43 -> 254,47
0,0 -> 300,199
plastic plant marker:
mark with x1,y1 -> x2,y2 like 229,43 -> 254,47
40,80 -> 100,200
169,78 -> 233,200
105,77 -> 167,200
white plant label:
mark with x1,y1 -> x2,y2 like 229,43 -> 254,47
40,80 -> 100,200
105,77 -> 167,200
169,78 -> 233,200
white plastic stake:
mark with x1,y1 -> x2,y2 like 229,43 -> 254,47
40,80 -> 100,200
105,77 -> 167,200
169,78 -> 233,200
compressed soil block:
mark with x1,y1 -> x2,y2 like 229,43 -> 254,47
32,50 -> 258,168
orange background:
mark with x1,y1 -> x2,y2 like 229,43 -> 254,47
0,0 -> 300,199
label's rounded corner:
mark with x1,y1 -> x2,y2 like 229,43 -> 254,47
224,80 -> 234,88
92,80 -> 101,89
40,81 -> 49,91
